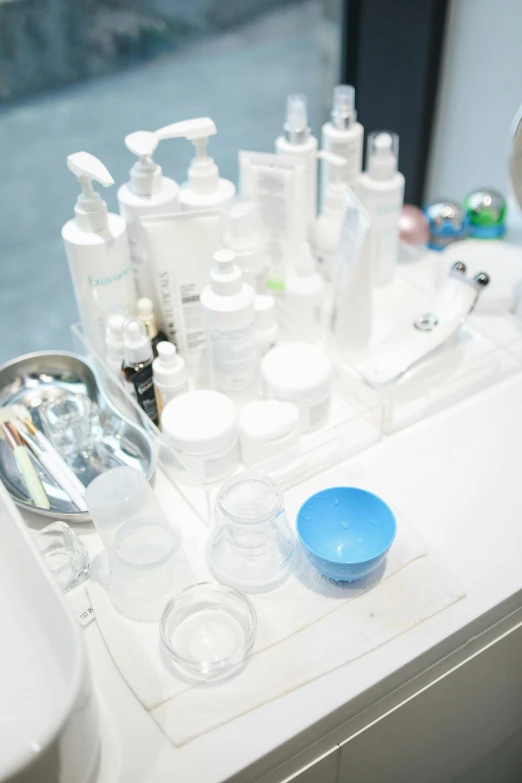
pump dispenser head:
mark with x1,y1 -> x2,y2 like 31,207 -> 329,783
367,131 -> 399,181
331,85 -> 357,129
155,117 -> 220,194
210,249 -> 243,296
123,318 -> 153,366
125,130 -> 163,196
67,151 -> 113,232
284,94 -> 310,144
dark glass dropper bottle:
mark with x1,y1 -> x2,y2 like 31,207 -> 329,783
137,297 -> 169,358
122,318 -> 159,425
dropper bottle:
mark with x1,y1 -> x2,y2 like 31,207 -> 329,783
358,131 -> 405,286
275,94 -> 318,228
62,152 -> 136,355
122,319 -> 158,425
105,314 -> 126,378
155,117 -> 236,211
117,129 -> 180,310
137,296 -> 168,357
320,85 -> 364,204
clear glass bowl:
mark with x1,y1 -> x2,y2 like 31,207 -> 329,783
35,521 -> 91,593
207,472 -> 295,592
160,582 -> 257,681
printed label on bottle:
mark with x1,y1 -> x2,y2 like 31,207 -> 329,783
180,283 -> 206,357
157,270 -> 180,349
208,323 -> 258,394
128,365 -> 158,424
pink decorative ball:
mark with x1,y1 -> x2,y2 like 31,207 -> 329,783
400,205 -> 430,246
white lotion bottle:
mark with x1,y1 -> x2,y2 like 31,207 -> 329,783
314,150 -> 348,282
284,242 -> 324,341
358,131 -> 405,286
223,201 -> 268,293
155,117 -> 235,211
62,152 -> 136,356
153,341 -> 188,417
275,94 -> 318,230
320,85 -> 364,204
117,130 -> 179,311
200,249 -> 258,398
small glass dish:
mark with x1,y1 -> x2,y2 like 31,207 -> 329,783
160,582 -> 257,681
40,394 -> 99,456
35,521 -> 91,593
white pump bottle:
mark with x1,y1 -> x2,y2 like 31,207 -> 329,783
117,129 -> 179,310
275,94 -> 318,229
320,85 -> 364,204
314,150 -> 348,282
358,131 -> 405,286
62,152 -> 136,355
155,117 -> 236,211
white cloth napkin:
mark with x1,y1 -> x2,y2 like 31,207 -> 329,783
87,513 -> 464,746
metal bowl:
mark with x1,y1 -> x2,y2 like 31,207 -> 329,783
0,351 -> 155,521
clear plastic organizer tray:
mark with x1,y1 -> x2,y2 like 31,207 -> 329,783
331,274 -> 522,435
71,324 -> 383,521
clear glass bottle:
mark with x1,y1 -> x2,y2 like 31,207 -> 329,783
207,472 -> 295,592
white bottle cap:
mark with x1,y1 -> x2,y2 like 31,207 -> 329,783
331,85 -> 356,129
284,94 -> 310,143
123,319 -> 153,366
153,341 -> 186,385
105,314 -> 126,363
261,342 -> 332,402
125,130 -> 163,197
254,294 -> 276,330
367,131 -> 399,181
161,390 -> 237,455
210,249 -> 243,296
67,151 -> 113,232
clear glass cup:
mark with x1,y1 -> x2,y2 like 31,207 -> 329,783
207,472 -> 295,592
160,582 -> 257,681
85,466 -> 195,621
40,394 -> 100,456
34,521 -> 91,593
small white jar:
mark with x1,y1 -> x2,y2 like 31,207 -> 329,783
260,342 -> 332,432
239,399 -> 300,466
161,390 -> 239,484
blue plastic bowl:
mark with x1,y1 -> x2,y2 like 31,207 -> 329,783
296,487 -> 396,582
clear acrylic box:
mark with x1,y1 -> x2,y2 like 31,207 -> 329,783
71,323 -> 383,522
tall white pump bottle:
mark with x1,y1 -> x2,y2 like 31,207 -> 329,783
62,152 -> 136,355
275,94 -> 318,230
155,117 -> 236,211
358,131 -> 405,286
117,129 -> 179,310
320,85 -> 364,204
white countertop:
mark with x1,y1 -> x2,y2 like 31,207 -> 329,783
42,367 -> 521,783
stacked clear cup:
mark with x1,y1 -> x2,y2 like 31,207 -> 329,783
85,466 -> 194,621
207,472 -> 295,592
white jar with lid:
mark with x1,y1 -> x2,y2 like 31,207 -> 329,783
261,342 -> 332,432
239,399 -> 300,466
161,390 -> 239,484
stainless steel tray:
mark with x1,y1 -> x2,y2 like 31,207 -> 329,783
0,351 -> 156,521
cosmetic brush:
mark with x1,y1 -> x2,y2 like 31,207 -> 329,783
10,404 -> 88,512
0,420 -> 50,509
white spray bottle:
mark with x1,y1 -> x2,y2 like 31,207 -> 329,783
62,152 -> 136,355
320,85 -> 364,204
155,117 -> 236,210
117,129 -> 179,310
314,150 -> 348,282
275,94 -> 318,230
358,131 -> 405,286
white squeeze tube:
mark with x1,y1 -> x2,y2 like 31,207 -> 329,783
239,151 -> 307,294
117,128 -> 180,314
155,117 -> 236,211
329,188 -> 372,355
140,210 -> 222,379
62,152 -> 137,356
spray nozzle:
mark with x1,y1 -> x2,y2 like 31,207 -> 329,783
331,85 -> 356,129
284,94 -> 310,143
67,152 -> 113,232
367,131 -> 399,180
